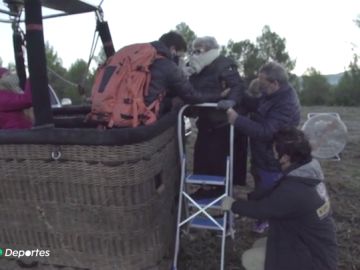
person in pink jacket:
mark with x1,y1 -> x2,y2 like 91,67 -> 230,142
0,68 -> 33,129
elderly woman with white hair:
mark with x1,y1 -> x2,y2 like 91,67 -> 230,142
0,68 -> 33,129
185,36 -> 247,198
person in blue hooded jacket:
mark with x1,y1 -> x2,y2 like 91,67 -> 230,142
221,127 -> 338,270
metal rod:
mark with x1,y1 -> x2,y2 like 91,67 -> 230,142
96,20 -> 115,58
13,29 -> 26,89
0,8 -> 17,16
25,0 -> 53,127
172,156 -> 187,269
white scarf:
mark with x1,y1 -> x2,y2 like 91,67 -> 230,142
188,48 -> 220,75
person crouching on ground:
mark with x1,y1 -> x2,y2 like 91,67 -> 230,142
221,127 -> 338,270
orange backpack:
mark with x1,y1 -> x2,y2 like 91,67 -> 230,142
89,43 -> 162,128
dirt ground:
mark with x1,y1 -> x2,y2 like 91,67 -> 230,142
178,106 -> 360,270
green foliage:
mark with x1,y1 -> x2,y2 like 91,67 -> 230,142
175,22 -> 197,49
173,23 -> 295,84
333,56 -> 360,106
45,42 -> 95,104
222,26 -> 295,84
226,39 -> 264,82
300,68 -> 332,105
95,47 -> 107,66
43,19 -> 360,107
64,59 -> 94,104
219,45 -> 227,56
289,73 -> 301,95
45,42 -> 68,99
256,26 -> 296,71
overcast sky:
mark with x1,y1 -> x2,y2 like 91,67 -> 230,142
0,0 -> 359,76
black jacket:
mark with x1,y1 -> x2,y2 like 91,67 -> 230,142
144,41 -> 222,112
235,84 -> 300,171
231,159 -> 338,270
189,55 -> 244,128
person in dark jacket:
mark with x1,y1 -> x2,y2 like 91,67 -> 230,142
184,36 -> 247,194
0,69 -> 32,129
144,32 -> 226,115
226,61 -> 300,232
221,127 -> 338,270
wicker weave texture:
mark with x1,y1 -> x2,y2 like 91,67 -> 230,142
0,127 -> 179,270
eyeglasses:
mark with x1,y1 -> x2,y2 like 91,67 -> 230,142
192,48 -> 205,55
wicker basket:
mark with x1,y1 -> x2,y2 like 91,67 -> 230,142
0,113 -> 179,270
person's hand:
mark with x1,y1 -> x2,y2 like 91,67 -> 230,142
220,88 -> 231,97
217,99 -> 236,110
182,65 -> 197,77
227,108 -> 239,125
221,196 -> 235,211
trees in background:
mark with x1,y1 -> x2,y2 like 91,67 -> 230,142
5,20 -> 359,106
300,68 -> 332,105
226,39 -> 263,82
175,22 -> 197,49
173,22 -> 360,106
223,25 -> 296,84
45,42 -> 68,99
330,16 -> 360,106
45,42 -> 94,104
256,25 -> 296,71
298,15 -> 359,106
65,59 -> 94,104
333,56 -> 360,106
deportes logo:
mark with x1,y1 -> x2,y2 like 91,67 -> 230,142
0,248 -> 50,258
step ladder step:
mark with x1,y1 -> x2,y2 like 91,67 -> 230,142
190,216 -> 225,231
188,197 -> 223,209
186,174 -> 225,185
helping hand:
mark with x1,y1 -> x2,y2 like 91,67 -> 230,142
217,99 -> 236,110
226,108 -> 239,125
220,88 -> 231,97
221,196 -> 235,211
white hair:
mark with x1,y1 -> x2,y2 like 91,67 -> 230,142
192,36 -> 219,51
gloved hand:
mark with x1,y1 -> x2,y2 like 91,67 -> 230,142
227,108 -> 239,125
220,88 -> 231,97
182,65 -> 197,77
217,99 -> 236,110
221,196 -> 235,211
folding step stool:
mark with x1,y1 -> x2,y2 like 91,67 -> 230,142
172,103 -> 235,270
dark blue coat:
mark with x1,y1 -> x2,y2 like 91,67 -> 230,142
235,84 -> 300,171
189,55 -> 244,127
188,55 -> 247,185
231,159 -> 338,270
